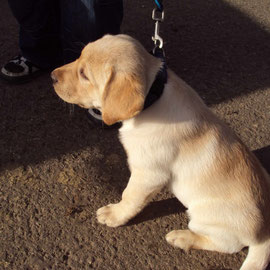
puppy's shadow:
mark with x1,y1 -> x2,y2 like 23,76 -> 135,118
127,197 -> 186,226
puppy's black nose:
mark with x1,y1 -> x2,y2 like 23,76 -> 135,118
51,72 -> 58,84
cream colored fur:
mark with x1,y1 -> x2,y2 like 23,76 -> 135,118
52,34 -> 270,270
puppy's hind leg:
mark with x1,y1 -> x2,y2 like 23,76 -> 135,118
97,169 -> 168,227
166,223 -> 244,254
166,229 -> 223,252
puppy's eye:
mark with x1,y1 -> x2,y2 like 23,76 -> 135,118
80,68 -> 88,80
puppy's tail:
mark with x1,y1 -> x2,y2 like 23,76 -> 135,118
240,239 -> 270,270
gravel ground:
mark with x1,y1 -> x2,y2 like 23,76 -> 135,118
0,0 -> 269,269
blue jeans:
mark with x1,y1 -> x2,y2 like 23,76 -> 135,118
8,0 -> 123,68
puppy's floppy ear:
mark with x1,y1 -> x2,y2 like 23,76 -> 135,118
102,68 -> 145,125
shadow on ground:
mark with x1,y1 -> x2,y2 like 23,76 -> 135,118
127,198 -> 186,226
127,0 -> 270,105
0,0 -> 269,179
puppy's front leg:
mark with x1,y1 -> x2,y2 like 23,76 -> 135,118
97,169 -> 167,227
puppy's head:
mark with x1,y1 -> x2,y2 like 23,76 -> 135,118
52,34 -> 161,125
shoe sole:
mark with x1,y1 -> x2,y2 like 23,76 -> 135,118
0,69 -> 47,84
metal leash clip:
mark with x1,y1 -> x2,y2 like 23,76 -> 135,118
152,7 -> 165,49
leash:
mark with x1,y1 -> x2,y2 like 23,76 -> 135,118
154,0 -> 164,11
143,0 -> 167,111
152,0 -> 165,56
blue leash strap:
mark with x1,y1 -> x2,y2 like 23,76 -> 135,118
155,0 -> 163,11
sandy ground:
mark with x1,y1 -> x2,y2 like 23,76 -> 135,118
0,0 -> 270,269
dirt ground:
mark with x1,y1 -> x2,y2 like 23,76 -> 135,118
0,0 -> 270,269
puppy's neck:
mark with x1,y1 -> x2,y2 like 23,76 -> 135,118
120,68 -> 209,134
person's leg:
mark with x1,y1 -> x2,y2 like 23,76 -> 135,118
94,0 -> 124,37
60,0 -> 123,128
60,0 -> 123,63
7,0 -> 62,69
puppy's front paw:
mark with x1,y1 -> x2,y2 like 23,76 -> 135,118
96,203 -> 128,227
166,230 -> 194,252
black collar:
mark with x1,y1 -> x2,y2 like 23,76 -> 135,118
143,50 -> 167,110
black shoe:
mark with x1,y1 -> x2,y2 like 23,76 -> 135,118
0,55 -> 44,83
86,108 -> 121,129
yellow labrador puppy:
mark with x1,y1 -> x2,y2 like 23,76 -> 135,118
52,34 -> 270,270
